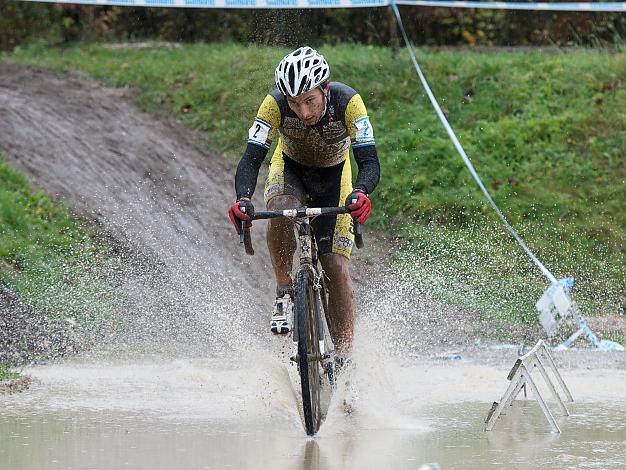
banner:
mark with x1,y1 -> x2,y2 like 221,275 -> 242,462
18,0 -> 626,10
20,0 -> 388,8
396,0 -> 626,11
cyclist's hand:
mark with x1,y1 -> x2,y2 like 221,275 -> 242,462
345,189 -> 371,224
228,198 -> 254,234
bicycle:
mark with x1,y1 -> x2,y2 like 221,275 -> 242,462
237,205 -> 363,435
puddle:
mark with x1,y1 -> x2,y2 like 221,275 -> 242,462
1,357 -> 624,469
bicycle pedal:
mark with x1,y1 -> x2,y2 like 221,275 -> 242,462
271,322 -> 291,335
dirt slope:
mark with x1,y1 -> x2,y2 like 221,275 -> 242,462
0,62 -> 277,354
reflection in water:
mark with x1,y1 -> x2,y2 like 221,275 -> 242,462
484,402 -> 561,467
302,440 -> 320,470
1,399 -> 625,470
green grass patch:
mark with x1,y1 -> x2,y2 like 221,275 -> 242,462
4,43 -> 625,324
602,331 -> 626,346
0,363 -> 20,381
0,153 -> 123,331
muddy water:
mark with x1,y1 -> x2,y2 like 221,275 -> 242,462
2,351 -> 626,469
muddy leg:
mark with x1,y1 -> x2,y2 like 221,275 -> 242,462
319,253 -> 356,356
266,195 -> 300,290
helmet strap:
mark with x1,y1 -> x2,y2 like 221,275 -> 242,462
319,80 -> 330,122
304,82 -> 330,126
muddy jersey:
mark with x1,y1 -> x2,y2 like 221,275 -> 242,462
247,82 -> 376,167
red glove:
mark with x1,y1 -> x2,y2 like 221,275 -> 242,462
345,190 -> 371,224
228,198 -> 254,234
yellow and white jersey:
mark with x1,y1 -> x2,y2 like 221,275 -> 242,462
247,82 -> 376,168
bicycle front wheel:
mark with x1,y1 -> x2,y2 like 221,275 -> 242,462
295,268 -> 322,436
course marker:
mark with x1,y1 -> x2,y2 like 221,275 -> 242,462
484,340 -> 572,433
536,278 -> 625,351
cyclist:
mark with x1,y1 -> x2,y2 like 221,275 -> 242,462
228,46 -> 380,357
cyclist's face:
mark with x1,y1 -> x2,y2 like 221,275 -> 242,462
286,88 -> 326,126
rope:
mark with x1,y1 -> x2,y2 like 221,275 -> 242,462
390,1 -> 558,284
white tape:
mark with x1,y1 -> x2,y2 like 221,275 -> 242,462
19,0 -> 626,10
395,1 -> 626,11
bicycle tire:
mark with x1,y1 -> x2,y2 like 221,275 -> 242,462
295,268 -> 322,435
318,272 -> 336,389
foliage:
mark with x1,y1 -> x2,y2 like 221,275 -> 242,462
0,363 -> 20,381
1,2 -> 626,51
5,43 -> 625,323
0,0 -> 60,50
0,154 -> 123,328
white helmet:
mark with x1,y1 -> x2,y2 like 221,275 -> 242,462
275,46 -> 330,97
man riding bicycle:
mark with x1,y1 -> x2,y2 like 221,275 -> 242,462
228,46 -> 380,357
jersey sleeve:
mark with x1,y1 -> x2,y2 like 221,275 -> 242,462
344,94 -> 375,149
344,92 -> 380,195
247,94 -> 281,150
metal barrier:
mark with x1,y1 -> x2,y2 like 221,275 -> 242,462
484,340 -> 573,433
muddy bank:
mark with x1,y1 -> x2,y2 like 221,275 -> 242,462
0,286 -> 75,365
0,375 -> 31,394
0,61 -> 275,358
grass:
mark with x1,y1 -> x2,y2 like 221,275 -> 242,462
0,363 -> 20,381
603,332 -> 626,346
0,153 -> 123,332
4,42 -> 625,327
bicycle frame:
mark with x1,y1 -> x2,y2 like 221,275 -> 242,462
296,216 -> 315,267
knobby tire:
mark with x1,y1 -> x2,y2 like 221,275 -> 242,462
296,269 -> 322,436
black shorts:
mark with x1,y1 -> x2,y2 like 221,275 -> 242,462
264,145 -> 354,259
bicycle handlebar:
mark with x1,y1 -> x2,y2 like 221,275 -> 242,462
239,206 -> 364,256
253,206 -> 348,220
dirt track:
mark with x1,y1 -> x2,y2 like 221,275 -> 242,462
0,62 -> 277,355
0,62 -> 623,366
0,62 -> 254,275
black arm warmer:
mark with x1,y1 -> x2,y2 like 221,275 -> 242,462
353,145 -> 381,195
235,143 -> 269,199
